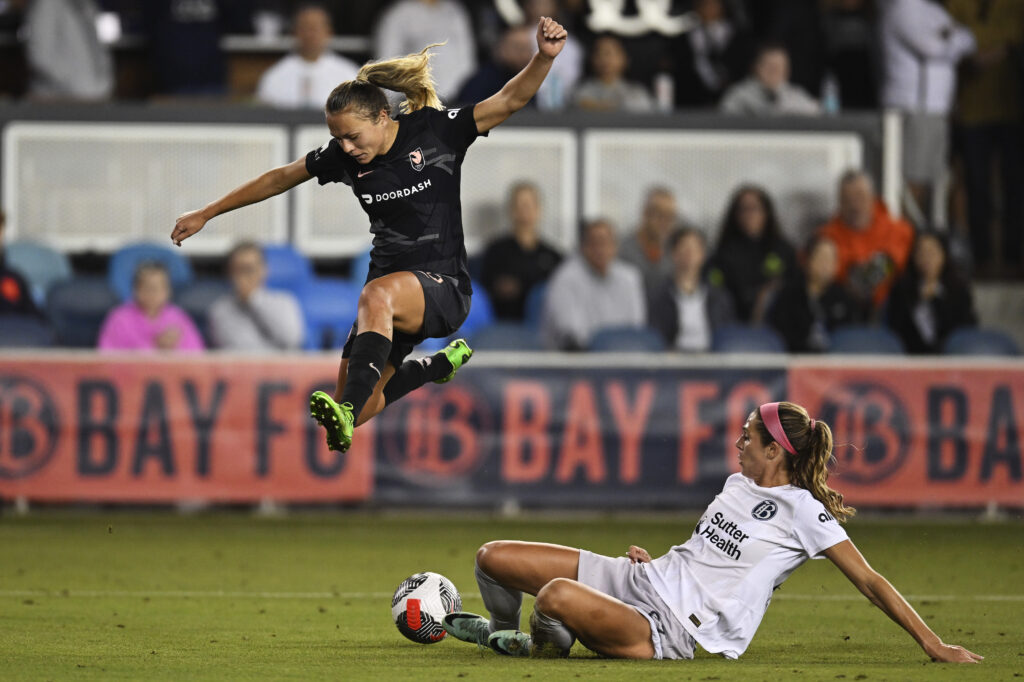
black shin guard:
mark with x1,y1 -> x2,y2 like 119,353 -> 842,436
383,352 -> 454,406
340,331 -> 391,420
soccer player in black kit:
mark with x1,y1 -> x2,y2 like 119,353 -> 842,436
171,17 -> 569,453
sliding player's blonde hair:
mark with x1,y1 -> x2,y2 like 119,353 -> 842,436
325,43 -> 444,118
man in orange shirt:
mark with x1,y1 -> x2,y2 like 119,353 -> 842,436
818,171 -> 915,314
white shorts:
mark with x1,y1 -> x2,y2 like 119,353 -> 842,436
577,550 -> 696,660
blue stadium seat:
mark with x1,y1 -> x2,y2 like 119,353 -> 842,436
297,278 -> 360,350
5,241 -> 72,305
45,277 -> 119,347
458,283 -> 495,338
348,248 -> 372,286
711,324 -> 786,353
263,244 -> 314,295
523,282 -> 548,330
108,242 -> 193,302
942,327 -> 1020,357
828,325 -> 905,355
588,326 -> 666,352
0,314 -> 56,348
469,322 -> 543,351
174,278 -> 232,345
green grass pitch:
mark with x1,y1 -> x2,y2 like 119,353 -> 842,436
0,511 -> 1021,681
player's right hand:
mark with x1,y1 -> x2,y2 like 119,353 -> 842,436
627,545 -> 651,564
928,642 -> 983,663
171,209 -> 207,247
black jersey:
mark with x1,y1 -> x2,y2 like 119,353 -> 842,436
305,104 -> 486,295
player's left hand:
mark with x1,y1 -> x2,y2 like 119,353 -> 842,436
536,16 -> 567,59
927,642 -> 983,663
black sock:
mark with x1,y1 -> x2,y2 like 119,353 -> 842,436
383,351 -> 454,406
340,331 -> 392,420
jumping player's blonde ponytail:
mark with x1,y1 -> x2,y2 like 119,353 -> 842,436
754,402 -> 856,522
325,43 -> 444,118
357,42 -> 444,114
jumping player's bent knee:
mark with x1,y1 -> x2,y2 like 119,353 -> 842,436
358,281 -> 394,316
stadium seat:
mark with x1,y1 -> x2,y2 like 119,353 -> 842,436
5,241 -> 72,305
297,278 -> 360,350
827,325 -> 905,355
45,277 -> 119,347
469,322 -> 544,351
263,244 -> 314,294
711,324 -> 786,353
942,327 -> 1021,357
0,314 -> 57,348
458,283 -> 495,338
174,278 -> 232,345
347,247 -> 372,286
588,326 -> 666,352
108,242 -> 193,302
523,282 -> 548,330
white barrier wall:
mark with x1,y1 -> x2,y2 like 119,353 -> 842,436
583,129 -> 863,242
3,123 -> 289,255
2,117 -> 870,255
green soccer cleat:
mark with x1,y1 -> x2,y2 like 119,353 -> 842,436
433,338 -> 473,384
487,630 -> 533,657
443,612 -> 491,646
309,391 -> 354,453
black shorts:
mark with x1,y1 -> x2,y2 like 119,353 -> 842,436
341,270 -> 471,367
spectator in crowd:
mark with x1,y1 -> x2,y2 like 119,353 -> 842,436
672,0 -> 751,108
480,182 -> 562,321
719,42 -> 820,116
541,218 -> 645,351
0,209 -> 42,318
822,0 -> 879,110
767,236 -> 860,353
647,226 -> 735,352
98,261 -> 204,352
948,0 -> 1024,273
142,0 -> 249,97
523,0 -> 584,110
24,0 -> 113,101
208,242 -> 305,351
619,187 -> 678,296
817,170 -> 915,314
885,230 -> 977,354
707,185 -> 798,323
256,3 -> 360,109
879,0 -> 975,223
572,34 -> 654,113
456,25 -> 536,105
374,0 -> 476,102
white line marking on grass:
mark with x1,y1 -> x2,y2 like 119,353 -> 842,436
2,589 -> 1023,602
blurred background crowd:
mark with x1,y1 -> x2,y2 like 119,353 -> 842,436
0,0 -> 1022,357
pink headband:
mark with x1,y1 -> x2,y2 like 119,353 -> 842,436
759,402 -> 797,456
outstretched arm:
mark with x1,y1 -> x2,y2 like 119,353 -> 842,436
171,157 -> 312,246
473,17 -> 567,133
824,540 -> 982,663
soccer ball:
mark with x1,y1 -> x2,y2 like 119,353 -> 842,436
391,571 -> 462,644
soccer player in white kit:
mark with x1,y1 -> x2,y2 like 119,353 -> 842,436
443,401 -> 983,664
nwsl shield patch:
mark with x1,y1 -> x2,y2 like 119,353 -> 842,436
409,147 -> 425,171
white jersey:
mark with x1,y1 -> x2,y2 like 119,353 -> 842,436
645,473 -> 849,659
257,53 -> 360,109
